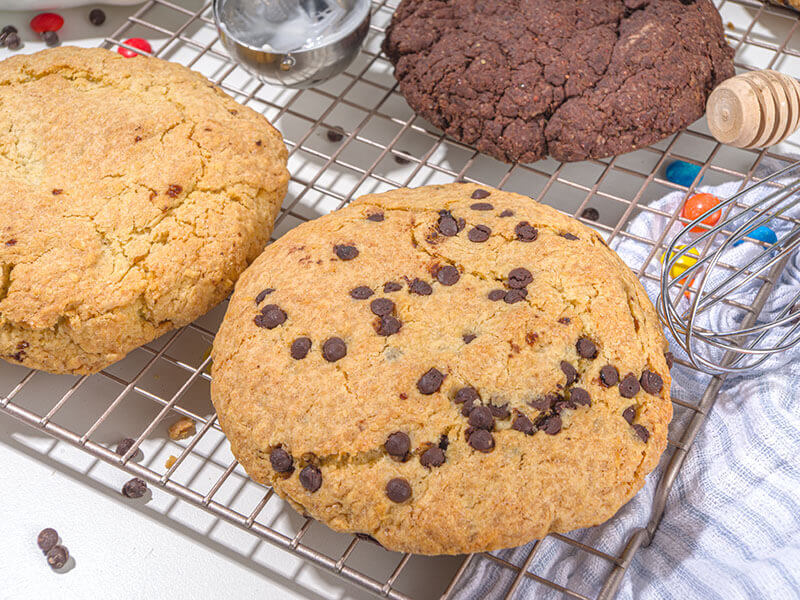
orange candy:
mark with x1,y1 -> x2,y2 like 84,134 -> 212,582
681,193 -> 721,233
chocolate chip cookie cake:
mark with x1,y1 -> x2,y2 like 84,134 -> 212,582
382,0 -> 735,163
211,183 -> 673,555
0,47 -> 289,374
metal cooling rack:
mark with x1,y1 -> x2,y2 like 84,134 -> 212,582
2,1 -> 800,598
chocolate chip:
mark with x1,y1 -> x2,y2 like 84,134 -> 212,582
504,289 -> 527,304
576,338 -> 598,359
560,361 -> 578,385
420,446 -> 445,468
470,202 -> 494,211
322,337 -> 347,362
299,465 -> 322,492
270,448 -> 294,473
52,188 -> 63,195
417,368 -> 444,394
349,286 -> 373,299
488,289 -> 506,301
115,438 -> 137,457
435,265 -> 460,286
560,232 -> 579,240
460,400 -> 475,417
375,316 -> 402,336
468,406 -> 494,430
334,245 -> 359,260
255,288 -> 274,304
555,399 -> 576,413
529,394 -> 558,411
37,528 -> 59,554
468,225 -> 491,243
326,127 -> 345,142
46,545 -> 69,569
5,33 -> 21,51
471,189 -> 491,199
570,387 -> 591,406
640,370 -> 663,395
367,212 -> 384,222
622,405 -> 636,424
499,209 -> 514,217
370,298 -> 395,316
385,478 -> 412,503
633,424 -> 650,442
454,386 -> 479,404
511,413 -> 535,434
581,207 -> 600,221
558,317 -> 571,324
4,239 -> 16,246
515,221 -> 538,242
619,373 -> 640,398
385,432 -> 411,458
42,31 -> 59,47
508,268 -> 533,289
122,478 -> 148,498
665,352 -> 674,369
457,218 -> 466,231
600,365 -> 619,387
384,281 -> 402,292
540,414 -> 562,435
467,429 -> 494,452
463,333 -> 476,344
256,304 -> 287,329
291,337 -> 312,360
489,403 -> 510,419
526,332 -> 539,345
437,212 -> 459,236
409,278 -> 432,295
394,152 -> 411,165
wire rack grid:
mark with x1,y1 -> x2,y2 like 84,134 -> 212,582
2,1 -> 800,599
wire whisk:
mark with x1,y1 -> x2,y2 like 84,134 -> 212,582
658,159 -> 800,374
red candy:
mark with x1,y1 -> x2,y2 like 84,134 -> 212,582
30,12 -> 64,33
681,193 -> 721,233
118,38 -> 152,58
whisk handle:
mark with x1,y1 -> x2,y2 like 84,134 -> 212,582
706,69 -> 800,149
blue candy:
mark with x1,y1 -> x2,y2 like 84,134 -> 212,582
666,160 -> 703,187
733,225 -> 777,247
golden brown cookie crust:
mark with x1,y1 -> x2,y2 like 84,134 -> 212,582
0,47 -> 289,374
211,184 -> 672,555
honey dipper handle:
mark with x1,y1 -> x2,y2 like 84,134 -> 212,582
706,69 -> 800,149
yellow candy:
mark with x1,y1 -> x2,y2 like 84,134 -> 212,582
662,245 -> 699,280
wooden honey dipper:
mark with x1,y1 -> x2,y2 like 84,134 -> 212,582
706,69 -> 800,148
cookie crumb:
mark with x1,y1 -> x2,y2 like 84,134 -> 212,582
168,417 -> 196,441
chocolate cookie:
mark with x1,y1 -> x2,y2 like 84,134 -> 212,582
382,0 -> 734,163
211,183 -> 673,555
0,47 -> 288,374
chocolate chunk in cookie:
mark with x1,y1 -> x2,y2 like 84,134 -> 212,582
385,478 -> 412,503
290,337 -> 312,360
334,244 -> 359,260
417,368 -> 444,394
600,365 -> 619,387
640,370 -> 663,395
350,286 -> 374,300
299,466 -> 322,492
515,222 -> 538,242
619,373 -> 641,398
436,265 -> 460,286
322,337 -> 347,362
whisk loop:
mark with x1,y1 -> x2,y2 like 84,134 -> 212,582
657,160 -> 800,374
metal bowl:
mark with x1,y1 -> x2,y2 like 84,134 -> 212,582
213,0 -> 371,89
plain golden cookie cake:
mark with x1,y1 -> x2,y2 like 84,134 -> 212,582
211,184 -> 672,555
0,47 -> 288,374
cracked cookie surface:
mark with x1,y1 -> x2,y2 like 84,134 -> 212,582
211,183 -> 673,555
0,47 -> 289,374
382,0 -> 734,163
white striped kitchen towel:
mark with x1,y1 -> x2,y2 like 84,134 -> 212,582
451,163 -> 800,600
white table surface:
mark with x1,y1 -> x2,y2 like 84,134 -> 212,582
0,3 -> 461,599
